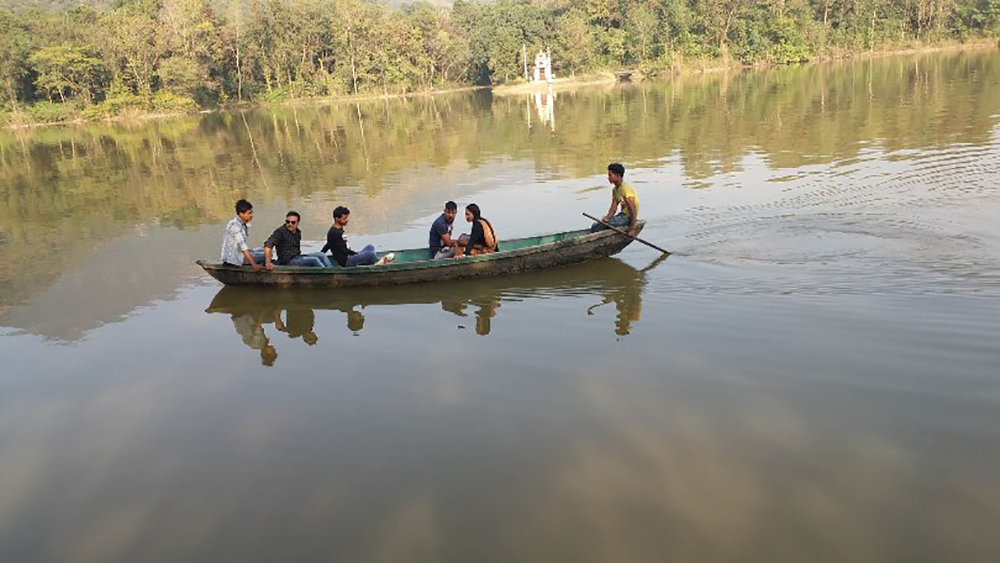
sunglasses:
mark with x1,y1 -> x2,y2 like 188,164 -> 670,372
285,219 -> 298,225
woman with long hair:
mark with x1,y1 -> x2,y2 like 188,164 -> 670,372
456,203 -> 499,257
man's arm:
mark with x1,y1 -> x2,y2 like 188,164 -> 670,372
602,194 -> 618,222
340,233 -> 357,256
625,197 -> 638,237
462,221 -> 483,256
242,248 -> 262,272
263,229 -> 281,271
263,246 -> 275,271
439,223 -> 457,248
233,223 -> 261,272
327,229 -> 356,264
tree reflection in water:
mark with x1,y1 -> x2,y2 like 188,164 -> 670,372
207,257 -> 666,364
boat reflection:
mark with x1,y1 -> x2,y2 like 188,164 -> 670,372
206,257 -> 666,365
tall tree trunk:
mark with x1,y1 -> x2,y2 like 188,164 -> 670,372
721,9 -> 735,56
350,48 -> 359,96
5,79 -> 19,110
236,43 -> 243,102
870,5 -> 877,51
235,26 -> 243,102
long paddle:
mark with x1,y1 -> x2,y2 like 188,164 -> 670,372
583,213 -> 671,255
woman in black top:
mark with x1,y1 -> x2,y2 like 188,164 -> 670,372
458,203 -> 499,257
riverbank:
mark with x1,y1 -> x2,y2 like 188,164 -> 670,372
3,38 -> 997,132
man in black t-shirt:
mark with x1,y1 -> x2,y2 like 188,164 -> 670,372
322,206 -> 394,267
429,201 -> 459,259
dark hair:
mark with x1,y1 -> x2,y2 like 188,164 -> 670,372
608,163 -> 625,177
465,203 -> 481,220
235,199 -> 253,214
286,211 -> 300,220
445,201 -> 458,212
333,206 -> 350,219
261,345 -> 277,367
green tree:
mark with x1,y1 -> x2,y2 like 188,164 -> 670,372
330,0 -> 384,94
100,11 -> 162,99
403,3 -> 469,86
1,0 -> 999,117
455,0 -> 548,84
554,9 -> 593,75
220,0 -> 249,101
627,1 -> 659,62
29,44 -> 106,104
0,11 -> 31,109
158,56 -> 206,98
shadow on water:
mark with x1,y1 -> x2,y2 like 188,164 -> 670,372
205,257 -> 665,365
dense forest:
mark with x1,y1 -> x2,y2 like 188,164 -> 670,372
1,0 -> 998,124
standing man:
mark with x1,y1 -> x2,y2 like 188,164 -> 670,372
322,206 -> 394,267
429,201 -> 459,259
221,199 -> 263,271
591,163 -> 639,237
263,211 -> 333,269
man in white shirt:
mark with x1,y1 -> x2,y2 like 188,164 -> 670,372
221,199 -> 263,271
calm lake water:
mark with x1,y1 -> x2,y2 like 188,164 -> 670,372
2,50 -> 999,562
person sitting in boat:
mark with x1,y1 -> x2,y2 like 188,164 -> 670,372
221,199 -> 265,271
456,203 -> 499,257
321,206 -> 394,267
262,211 -> 333,269
429,200 -> 459,259
591,162 -> 639,237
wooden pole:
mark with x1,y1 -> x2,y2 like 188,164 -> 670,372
583,213 -> 670,255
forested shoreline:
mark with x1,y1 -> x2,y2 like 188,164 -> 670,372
1,0 -> 998,126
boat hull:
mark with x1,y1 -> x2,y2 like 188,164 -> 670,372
197,223 -> 644,288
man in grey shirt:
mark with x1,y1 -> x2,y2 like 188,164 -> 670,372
221,199 -> 264,270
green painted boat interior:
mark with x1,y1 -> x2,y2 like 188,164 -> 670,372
368,228 -> 591,265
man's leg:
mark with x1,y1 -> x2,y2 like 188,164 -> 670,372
311,252 -> 333,268
288,255 -> 325,268
591,212 -> 631,232
246,247 -> 266,265
434,247 -> 455,260
345,245 -> 379,267
301,252 -> 333,267
608,212 -> 632,228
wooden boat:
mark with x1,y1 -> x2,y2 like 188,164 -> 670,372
197,221 -> 644,288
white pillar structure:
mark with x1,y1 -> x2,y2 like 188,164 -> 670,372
533,49 -> 554,83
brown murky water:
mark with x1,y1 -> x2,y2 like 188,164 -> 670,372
1,50 -> 999,561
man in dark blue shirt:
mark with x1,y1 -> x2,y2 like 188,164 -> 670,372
428,201 -> 459,259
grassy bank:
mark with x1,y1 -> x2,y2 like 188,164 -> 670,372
3,39 -> 998,131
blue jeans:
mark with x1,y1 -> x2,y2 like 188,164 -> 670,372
346,244 -> 379,267
433,247 -> 456,260
591,212 -> 633,233
247,248 -> 265,264
247,249 -> 331,267
288,252 -> 332,268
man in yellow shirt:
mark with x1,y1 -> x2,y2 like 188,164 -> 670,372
591,162 -> 639,237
